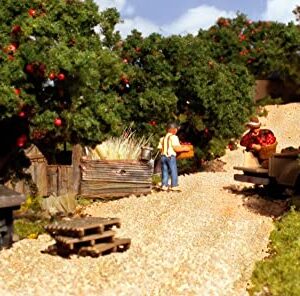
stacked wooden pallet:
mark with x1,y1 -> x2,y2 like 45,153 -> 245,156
43,217 -> 131,258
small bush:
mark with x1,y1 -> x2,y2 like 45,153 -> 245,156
77,196 -> 93,207
249,208 -> 300,296
256,96 -> 283,107
14,218 -> 47,239
85,129 -> 151,160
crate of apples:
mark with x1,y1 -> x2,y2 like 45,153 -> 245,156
177,142 -> 194,160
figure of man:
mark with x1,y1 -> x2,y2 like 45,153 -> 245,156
240,116 -> 276,167
157,122 -> 190,191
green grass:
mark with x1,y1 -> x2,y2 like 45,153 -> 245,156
76,196 -> 93,207
14,218 -> 48,239
249,208 -> 300,296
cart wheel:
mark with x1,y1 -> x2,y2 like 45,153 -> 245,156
291,177 -> 300,210
264,182 -> 285,199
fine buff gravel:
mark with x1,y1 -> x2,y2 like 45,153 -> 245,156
0,103 -> 299,296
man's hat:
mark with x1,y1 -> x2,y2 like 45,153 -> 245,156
167,122 -> 179,130
246,116 -> 261,128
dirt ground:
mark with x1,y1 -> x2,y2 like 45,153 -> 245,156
0,103 -> 299,296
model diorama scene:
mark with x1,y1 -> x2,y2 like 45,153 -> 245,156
0,1 -> 299,295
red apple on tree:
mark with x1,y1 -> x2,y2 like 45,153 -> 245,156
16,135 -> 27,147
18,111 -> 25,118
54,118 -> 62,127
28,8 -> 36,17
149,120 -> 157,126
25,63 -> 34,74
7,43 -> 17,53
12,25 -> 21,34
49,72 -> 56,80
14,88 -> 21,95
57,73 -> 65,81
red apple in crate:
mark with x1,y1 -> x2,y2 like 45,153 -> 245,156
54,118 -> 62,127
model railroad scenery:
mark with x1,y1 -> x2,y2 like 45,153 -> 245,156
0,0 -> 300,295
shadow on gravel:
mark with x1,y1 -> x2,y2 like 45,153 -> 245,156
223,185 -> 290,218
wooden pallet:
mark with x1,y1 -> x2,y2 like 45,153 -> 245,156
42,217 -> 130,258
55,230 -> 116,250
45,217 -> 121,238
78,238 -> 131,257
42,237 -> 131,258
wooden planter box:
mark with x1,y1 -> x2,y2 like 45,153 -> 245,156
80,159 -> 153,199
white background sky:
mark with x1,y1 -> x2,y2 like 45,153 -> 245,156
96,0 -> 299,37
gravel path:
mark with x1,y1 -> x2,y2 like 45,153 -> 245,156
0,103 -> 299,296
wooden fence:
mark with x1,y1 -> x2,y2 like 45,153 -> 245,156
5,145 -> 82,197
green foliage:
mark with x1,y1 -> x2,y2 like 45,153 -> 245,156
151,174 -> 161,186
1,1 -> 298,181
256,96 -> 283,107
20,195 -> 42,213
249,209 -> 300,296
77,196 -> 93,207
14,218 -> 47,239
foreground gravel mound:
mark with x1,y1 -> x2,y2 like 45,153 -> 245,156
0,103 -> 299,296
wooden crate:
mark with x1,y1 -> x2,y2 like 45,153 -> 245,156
80,159 -> 153,199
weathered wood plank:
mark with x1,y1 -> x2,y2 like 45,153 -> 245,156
47,165 -> 73,196
0,186 -> 25,209
80,181 -> 151,190
81,188 -> 152,199
72,145 -> 83,194
45,217 -> 121,238
80,186 -> 151,194
78,238 -> 131,257
55,230 -> 116,250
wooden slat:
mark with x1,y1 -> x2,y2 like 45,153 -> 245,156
47,165 -> 74,196
78,238 -> 131,257
45,217 -> 121,237
82,168 -> 152,175
80,186 -> 151,194
80,181 -> 151,190
81,177 -> 152,183
80,188 -> 152,199
72,145 -> 83,194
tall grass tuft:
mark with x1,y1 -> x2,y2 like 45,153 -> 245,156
85,129 -> 152,160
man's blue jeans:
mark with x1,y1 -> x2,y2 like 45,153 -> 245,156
161,155 -> 178,187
